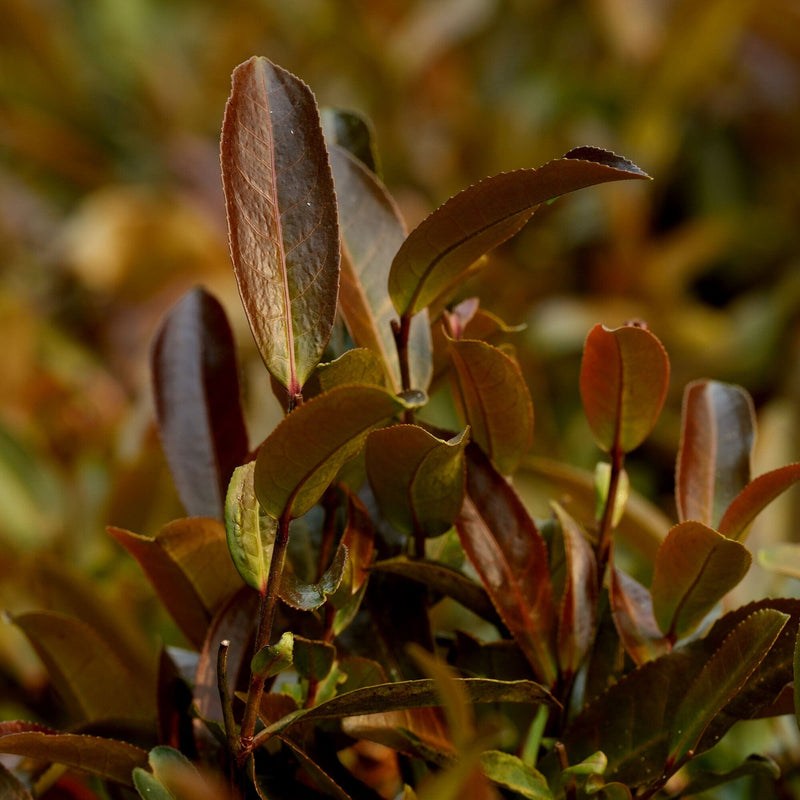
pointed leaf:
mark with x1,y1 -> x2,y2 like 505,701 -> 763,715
580,324 -> 669,455
718,463 -> 800,541
254,384 -> 419,519
366,425 -> 468,538
221,56 -> 340,396
151,287 -> 249,519
676,381 -> 755,528
456,445 -> 557,686
480,751 -> 553,799
278,736 -> 354,800
389,148 -> 649,317
651,521 -> 752,639
252,631 -> 294,679
280,540 -> 348,610
322,107 -> 380,174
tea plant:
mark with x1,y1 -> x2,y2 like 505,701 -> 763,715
3,56 -> 800,800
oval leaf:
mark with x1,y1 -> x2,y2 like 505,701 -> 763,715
676,381 -> 755,528
580,324 -> 669,455
651,521 -> 752,639
254,384 -> 418,519
389,147 -> 649,317
449,339 -> 533,475
151,287 -> 249,519
480,751 -> 553,799
221,56 -> 340,396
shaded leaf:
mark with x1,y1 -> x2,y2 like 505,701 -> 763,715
280,542 -> 348,611
221,56 -> 340,396
133,769 -> 173,800
580,324 -> 669,455
651,521 -> 751,639
254,384 -> 420,519
366,425 -> 468,538
389,148 -> 649,317
681,755 -> 780,796
0,763 -> 34,799
795,623 -> 800,733
252,631 -> 294,679
449,339 -> 533,474
279,736 -> 355,800
322,107 -> 380,174
480,751 -> 553,799
309,348 -> 386,395
759,544 -> 800,579
585,778 -> 631,799
152,287 -> 249,520
676,381 -> 755,528
594,463 -> 629,529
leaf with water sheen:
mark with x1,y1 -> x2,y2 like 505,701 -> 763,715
151,287 -> 249,519
221,56 -> 340,396
389,147 -> 649,317
580,324 -> 669,455
255,384 -> 420,519
675,381 -> 755,528
651,521 -> 751,639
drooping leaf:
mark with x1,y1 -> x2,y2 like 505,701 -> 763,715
718,463 -> 800,541
0,722 -> 147,786
579,324 -> 669,455
480,751 -> 553,799
321,107 -> 380,174
650,521 -> 752,639
225,461 -> 277,593
680,755 -> 780,797
220,56 -> 340,397
280,541 -> 348,610
0,763 -> 33,799
254,384 -> 421,519
151,287 -> 249,519
675,381 -> 755,528
456,445 -> 557,687
330,145 -> 432,392
449,339 -> 533,475
668,609 -> 788,767
366,425 -> 468,539
389,148 -> 649,317
252,631 -> 294,679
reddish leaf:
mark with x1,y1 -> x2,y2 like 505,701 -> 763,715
221,56 -> 340,396
455,446 -> 557,686
151,287 -> 249,519
321,107 -> 380,175
675,381 -> 755,528
580,324 -> 669,455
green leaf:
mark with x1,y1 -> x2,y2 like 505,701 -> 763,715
668,608 -> 788,767
151,287 -> 249,520
366,425 -> 468,538
480,751 -> 553,799
0,763 -> 34,799
221,56 -> 340,396
308,348 -> 387,395
134,769 -> 174,800
718,463 -> 800,541
675,381 -> 755,528
321,107 -> 380,174
594,463 -> 629,529
580,324 -> 669,455
681,755 -> 780,796
758,543 -> 800,579
293,636 -> 337,685
562,751 -> 607,777
280,542 -> 348,611
585,777 -> 632,799
449,339 -> 533,474
389,147 -> 649,317
252,631 -> 294,679
225,461 -> 277,593
650,521 -> 752,639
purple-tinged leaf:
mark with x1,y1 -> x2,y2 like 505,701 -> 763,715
152,287 -> 249,519
221,56 -> 340,397
389,148 -> 649,317
322,107 -> 380,175
676,381 -> 755,528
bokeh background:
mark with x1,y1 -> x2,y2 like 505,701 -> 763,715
2,0 -> 800,726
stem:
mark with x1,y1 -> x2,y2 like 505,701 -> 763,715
392,314 -> 415,424
596,446 -> 625,576
217,640 -> 239,757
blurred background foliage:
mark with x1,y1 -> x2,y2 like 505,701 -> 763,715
2,0 -> 800,742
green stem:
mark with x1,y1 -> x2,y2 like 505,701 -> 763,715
596,446 -> 624,576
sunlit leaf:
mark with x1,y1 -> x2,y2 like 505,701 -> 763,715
675,381 -> 755,528
221,56 -> 340,397
681,755 -> 779,797
579,324 -> 669,455
280,541 -> 348,610
389,148 -> 649,317
562,751 -> 607,777
480,751 -> 553,799
254,384 -> 420,519
151,287 -> 249,519
650,521 -> 751,639
322,107 -> 380,174
307,348 -> 386,396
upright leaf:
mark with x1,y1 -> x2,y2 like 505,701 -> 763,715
151,287 -> 248,519
675,381 -> 755,528
389,148 -> 649,317
220,56 -> 340,396
580,324 -> 669,455
322,107 -> 380,174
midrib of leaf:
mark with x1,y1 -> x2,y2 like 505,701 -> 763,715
451,347 -> 493,462
665,545 -> 717,640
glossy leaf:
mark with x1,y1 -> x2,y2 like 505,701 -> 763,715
480,751 -> 553,799
668,609 -> 788,767
580,324 -> 669,455
718,463 -> 800,541
0,722 -> 147,785
225,461 -> 277,593
651,521 -> 752,639
456,446 -> 557,686
221,56 -> 340,396
151,287 -> 249,519
280,540 -> 348,610
321,107 -> 380,174
449,339 -> 533,474
252,631 -> 294,679
330,145 -> 432,392
389,148 -> 649,317
366,425 -> 468,538
675,381 -> 755,528
0,764 -> 33,799
254,384 -> 420,519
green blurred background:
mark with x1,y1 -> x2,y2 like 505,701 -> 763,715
2,0 -> 800,723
